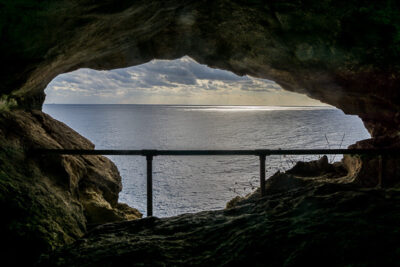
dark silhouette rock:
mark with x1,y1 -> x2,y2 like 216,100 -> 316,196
287,155 -> 346,177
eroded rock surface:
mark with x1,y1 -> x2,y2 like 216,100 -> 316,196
0,110 -> 141,266
1,0 -> 400,137
343,137 -> 400,187
39,158 -> 400,266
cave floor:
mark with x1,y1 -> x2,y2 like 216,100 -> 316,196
39,168 -> 400,267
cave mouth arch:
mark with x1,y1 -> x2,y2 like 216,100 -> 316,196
42,56 -> 370,217
3,0 -> 399,138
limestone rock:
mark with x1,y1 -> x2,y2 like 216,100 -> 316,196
0,110 -> 141,266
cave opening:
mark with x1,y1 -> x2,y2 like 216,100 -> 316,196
43,56 -> 370,217
3,2 -> 400,265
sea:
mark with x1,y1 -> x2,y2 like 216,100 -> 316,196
43,104 -> 370,217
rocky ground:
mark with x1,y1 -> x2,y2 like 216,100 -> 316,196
38,156 -> 400,266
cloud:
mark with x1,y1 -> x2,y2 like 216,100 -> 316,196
44,56 -> 325,106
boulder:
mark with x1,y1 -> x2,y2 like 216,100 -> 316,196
0,110 -> 141,266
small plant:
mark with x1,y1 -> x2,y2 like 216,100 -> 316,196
0,96 -> 18,112
324,132 -> 346,163
331,133 -> 346,163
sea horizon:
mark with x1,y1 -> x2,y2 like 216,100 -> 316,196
44,103 -> 334,108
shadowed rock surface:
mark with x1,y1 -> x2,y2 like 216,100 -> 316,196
343,137 -> 400,187
39,158 -> 400,266
0,110 -> 141,266
1,0 -> 400,137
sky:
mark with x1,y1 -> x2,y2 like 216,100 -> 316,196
44,56 -> 327,106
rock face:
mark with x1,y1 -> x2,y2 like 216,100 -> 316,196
1,0 -> 400,137
343,136 -> 400,187
39,158 -> 400,266
0,110 -> 141,266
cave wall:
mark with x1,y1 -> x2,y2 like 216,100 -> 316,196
1,0 -> 400,137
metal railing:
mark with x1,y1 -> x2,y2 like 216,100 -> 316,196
34,148 -> 399,216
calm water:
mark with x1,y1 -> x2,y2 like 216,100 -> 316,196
43,104 -> 370,217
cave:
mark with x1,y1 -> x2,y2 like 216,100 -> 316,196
1,1 -> 400,266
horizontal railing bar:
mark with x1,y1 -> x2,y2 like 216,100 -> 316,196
31,147 -> 400,217
32,148 -> 400,156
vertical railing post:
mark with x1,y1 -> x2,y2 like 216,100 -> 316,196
378,154 -> 383,188
146,155 -> 153,217
260,154 -> 266,197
